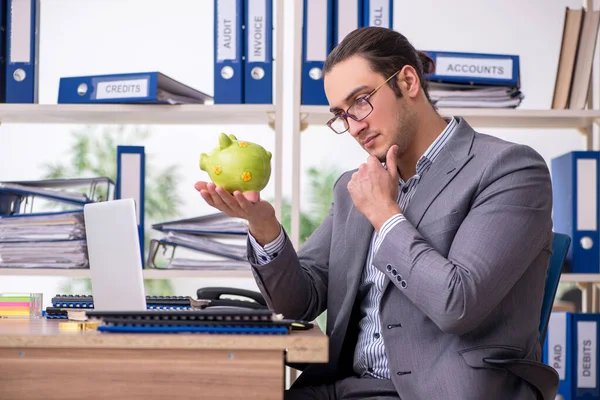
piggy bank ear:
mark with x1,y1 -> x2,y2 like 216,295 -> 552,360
228,134 -> 238,141
219,133 -> 233,149
266,150 -> 272,161
199,153 -> 208,171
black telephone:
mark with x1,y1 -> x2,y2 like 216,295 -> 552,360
194,287 -> 269,310
194,287 -> 315,330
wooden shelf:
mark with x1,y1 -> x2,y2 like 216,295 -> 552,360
0,268 -> 253,279
300,106 -> 600,130
0,104 -> 276,125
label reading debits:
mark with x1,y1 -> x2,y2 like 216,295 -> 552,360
217,0 -> 237,61
96,79 -> 148,100
578,321 -> 597,389
436,56 -> 513,80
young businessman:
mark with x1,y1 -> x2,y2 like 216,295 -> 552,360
195,27 -> 556,400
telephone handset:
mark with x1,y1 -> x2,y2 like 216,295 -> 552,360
194,287 -> 268,310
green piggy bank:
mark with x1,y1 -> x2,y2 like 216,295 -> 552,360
199,133 -> 272,193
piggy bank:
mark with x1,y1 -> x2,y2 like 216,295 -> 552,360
199,133 -> 272,193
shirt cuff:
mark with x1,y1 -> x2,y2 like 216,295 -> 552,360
374,213 -> 406,253
248,225 -> 286,265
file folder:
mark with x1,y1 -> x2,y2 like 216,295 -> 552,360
363,0 -> 392,29
5,0 -> 39,103
301,0 -> 333,106
214,0 -> 244,104
244,0 -> 272,104
0,177 -> 115,210
116,146 -> 145,264
422,50 -> 520,87
333,0 -> 363,46
58,72 -> 212,104
152,213 -> 248,236
551,151 -> 600,273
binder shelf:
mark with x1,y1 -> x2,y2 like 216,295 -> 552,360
0,104 -> 276,125
300,106 -> 600,131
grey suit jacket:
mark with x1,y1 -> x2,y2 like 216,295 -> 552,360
248,117 -> 555,400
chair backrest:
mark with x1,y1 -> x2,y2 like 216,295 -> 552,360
539,232 -> 571,344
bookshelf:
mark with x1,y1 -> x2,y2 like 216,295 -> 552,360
300,106 -> 600,132
288,0 -> 600,312
0,0 -> 286,281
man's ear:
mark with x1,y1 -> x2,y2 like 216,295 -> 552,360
397,65 -> 421,99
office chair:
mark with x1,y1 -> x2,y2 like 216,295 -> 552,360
539,232 -> 571,344
483,232 -> 571,400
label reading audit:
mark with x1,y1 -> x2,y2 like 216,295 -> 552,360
96,79 -> 149,100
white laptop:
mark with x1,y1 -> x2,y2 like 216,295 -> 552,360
83,198 -> 147,311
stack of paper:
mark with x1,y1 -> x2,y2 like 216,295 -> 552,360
0,210 -> 85,242
0,239 -> 88,269
429,83 -> 524,108
0,178 -> 115,270
0,210 -> 88,269
148,213 -> 251,270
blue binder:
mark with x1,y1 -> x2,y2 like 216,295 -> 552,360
214,0 -> 244,104
5,0 -> 39,103
572,313 -> 600,399
116,146 -> 145,265
543,312 -> 574,399
57,72 -> 212,104
301,0 -> 333,106
551,151 -> 600,273
333,0 -> 363,46
244,0 -> 272,104
422,50 -> 520,87
363,0 -> 393,29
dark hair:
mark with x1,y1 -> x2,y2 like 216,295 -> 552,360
323,27 -> 435,104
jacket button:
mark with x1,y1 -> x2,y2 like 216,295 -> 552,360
386,264 -> 392,271
396,275 -> 402,282
397,371 -> 412,376
391,269 -> 397,276
401,280 -> 407,289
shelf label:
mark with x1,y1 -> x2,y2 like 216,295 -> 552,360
435,56 -> 513,80
577,320 -> 597,388
95,79 -> 148,100
216,0 -> 238,61
247,0 -> 267,63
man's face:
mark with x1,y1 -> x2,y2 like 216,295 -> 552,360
324,55 -> 417,162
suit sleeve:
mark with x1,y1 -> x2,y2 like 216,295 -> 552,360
371,144 -> 553,335
247,174 -> 348,321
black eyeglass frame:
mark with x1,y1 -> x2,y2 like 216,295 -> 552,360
326,69 -> 402,134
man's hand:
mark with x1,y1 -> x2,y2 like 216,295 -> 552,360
347,145 -> 402,232
194,181 -> 281,245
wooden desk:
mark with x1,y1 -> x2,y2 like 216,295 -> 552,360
0,318 -> 328,400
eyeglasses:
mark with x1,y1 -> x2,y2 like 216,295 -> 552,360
326,69 -> 401,135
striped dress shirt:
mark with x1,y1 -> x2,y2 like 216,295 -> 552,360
249,116 -> 458,379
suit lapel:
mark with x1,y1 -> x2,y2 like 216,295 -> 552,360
404,117 -> 476,228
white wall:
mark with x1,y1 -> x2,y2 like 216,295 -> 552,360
0,0 -> 591,304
